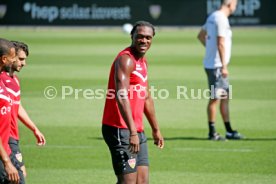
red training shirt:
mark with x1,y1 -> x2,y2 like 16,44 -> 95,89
0,72 -> 20,140
0,79 -> 12,155
102,47 -> 148,132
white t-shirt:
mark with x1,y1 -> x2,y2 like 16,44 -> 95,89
202,10 -> 232,69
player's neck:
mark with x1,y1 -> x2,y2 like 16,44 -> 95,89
8,71 -> 15,77
130,46 -> 145,60
0,65 -> 4,73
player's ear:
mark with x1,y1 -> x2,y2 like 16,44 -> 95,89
130,35 -> 135,46
0,55 -> 7,64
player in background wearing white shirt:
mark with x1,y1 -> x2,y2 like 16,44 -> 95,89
197,0 -> 243,140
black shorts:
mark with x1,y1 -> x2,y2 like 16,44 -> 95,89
205,68 -> 230,99
9,137 -> 24,168
0,154 -> 25,184
102,124 -> 149,175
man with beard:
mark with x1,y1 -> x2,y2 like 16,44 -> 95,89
0,38 -> 21,184
0,41 -> 46,179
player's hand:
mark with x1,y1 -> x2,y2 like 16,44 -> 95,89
4,160 -> 20,184
152,130 -> 164,149
34,128 -> 46,146
221,66 -> 229,78
129,134 -> 139,154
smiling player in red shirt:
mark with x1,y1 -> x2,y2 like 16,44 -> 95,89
102,21 -> 164,184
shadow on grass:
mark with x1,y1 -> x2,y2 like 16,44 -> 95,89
91,137 -> 276,141
92,137 -> 208,141
162,137 -> 208,141
157,137 -> 276,141
241,138 -> 276,141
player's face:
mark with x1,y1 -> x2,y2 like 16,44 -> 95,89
230,0 -> 238,14
131,26 -> 154,56
12,49 -> 27,72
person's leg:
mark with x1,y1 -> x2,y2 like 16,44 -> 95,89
220,98 -> 243,139
208,99 -> 218,123
207,99 -> 218,135
220,97 -> 235,132
116,172 -> 137,184
206,68 -> 220,138
217,73 -> 243,139
220,98 -> 230,123
136,166 -> 149,184
136,132 -> 149,184
102,125 -> 138,183
207,98 -> 226,140
9,138 -> 26,178
218,76 -> 234,134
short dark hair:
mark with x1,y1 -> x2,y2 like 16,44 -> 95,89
11,41 -> 29,56
130,21 -> 155,37
0,38 -> 14,57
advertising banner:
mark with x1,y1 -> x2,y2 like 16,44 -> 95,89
0,0 -> 275,26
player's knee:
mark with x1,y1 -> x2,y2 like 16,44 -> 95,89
208,99 -> 218,106
137,167 -> 149,184
137,177 -> 149,184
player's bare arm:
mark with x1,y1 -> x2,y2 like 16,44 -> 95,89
18,104 -> 46,146
217,36 -> 228,77
114,54 -> 140,153
197,29 -> 207,47
144,86 -> 164,149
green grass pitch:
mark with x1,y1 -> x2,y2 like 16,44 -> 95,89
1,26 -> 276,184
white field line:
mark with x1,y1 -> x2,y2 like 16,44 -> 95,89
21,145 -> 93,149
174,147 -> 254,152
22,145 -> 254,152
